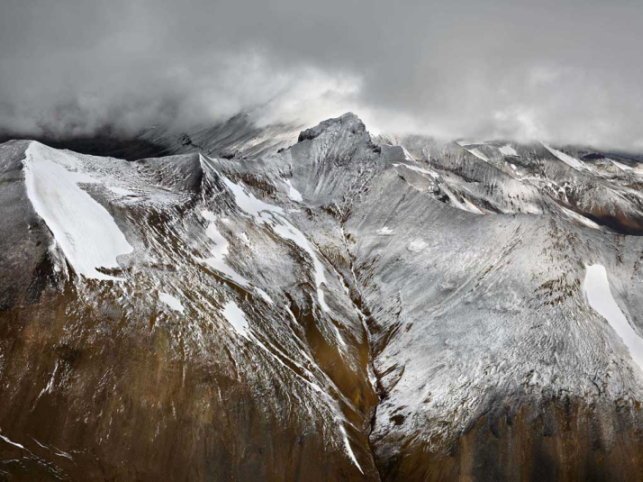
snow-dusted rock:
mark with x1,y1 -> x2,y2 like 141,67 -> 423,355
0,113 -> 641,480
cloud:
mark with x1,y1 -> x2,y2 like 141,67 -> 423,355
1,0 -> 642,149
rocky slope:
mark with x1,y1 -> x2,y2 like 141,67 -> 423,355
0,113 -> 641,481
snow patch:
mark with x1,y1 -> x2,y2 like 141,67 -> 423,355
284,179 -> 303,202
377,226 -> 394,236
440,185 -> 484,215
222,176 -> 283,218
0,433 -> 26,451
610,159 -> 633,172
159,292 -> 185,314
499,144 -> 518,156
338,424 -> 364,474
462,197 -> 484,214
393,162 -> 439,179
272,220 -> 330,312
216,169 -> 329,312
542,143 -> 586,171
31,438 -> 73,460
200,210 -> 274,303
457,139 -> 486,147
408,239 -> 428,252
583,264 -> 643,372
559,206 -> 601,230
222,300 -> 251,340
401,146 -> 415,162
467,148 -> 490,162
255,288 -> 274,304
23,142 -> 133,281
200,211 -> 252,288
107,186 -> 137,197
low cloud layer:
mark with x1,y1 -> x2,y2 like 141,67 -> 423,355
1,0 -> 642,149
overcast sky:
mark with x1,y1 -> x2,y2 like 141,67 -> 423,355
1,0 -> 642,148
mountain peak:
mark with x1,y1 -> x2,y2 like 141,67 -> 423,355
297,112 -> 367,143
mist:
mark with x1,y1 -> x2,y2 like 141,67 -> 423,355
1,0 -> 642,149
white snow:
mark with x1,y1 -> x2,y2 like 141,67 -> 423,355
222,176 -> 283,219
392,162 -> 439,179
200,211 -> 274,303
408,239 -> 428,252
107,186 -> 137,197
330,324 -> 348,351
401,146 -> 415,162
456,140 -> 492,161
440,184 -> 484,215
583,264 -> 643,372
467,148 -> 490,162
377,226 -> 394,235
200,211 -> 252,288
272,220 -> 330,312
457,139 -> 487,147
0,433 -> 26,451
31,439 -> 73,460
222,300 -> 251,340
284,179 -> 303,202
542,143 -> 586,171
219,172 -> 329,312
610,159 -> 633,172
159,292 -> 185,314
255,288 -> 274,304
462,197 -> 484,214
499,144 -> 518,156
559,206 -> 601,230
338,424 -> 364,474
23,142 -> 133,281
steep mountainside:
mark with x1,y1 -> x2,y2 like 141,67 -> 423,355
0,113 -> 641,481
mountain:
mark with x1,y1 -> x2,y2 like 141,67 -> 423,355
0,113 -> 641,481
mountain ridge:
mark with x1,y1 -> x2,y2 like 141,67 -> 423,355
0,113 -> 641,480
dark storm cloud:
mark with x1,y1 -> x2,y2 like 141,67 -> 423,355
1,0 -> 642,148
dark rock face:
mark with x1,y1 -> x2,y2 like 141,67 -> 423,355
0,115 -> 642,480
377,398 -> 642,482
0,291 -> 376,481
0,133 -> 169,161
297,113 -> 367,143
0,141 -> 62,311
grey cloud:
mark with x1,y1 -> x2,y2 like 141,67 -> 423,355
1,0 -> 642,149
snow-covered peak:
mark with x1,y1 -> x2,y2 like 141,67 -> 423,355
297,112 -> 368,143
